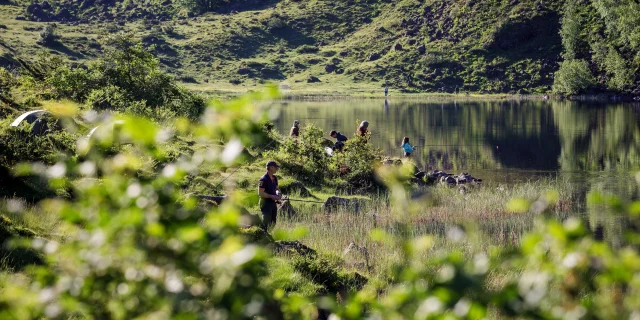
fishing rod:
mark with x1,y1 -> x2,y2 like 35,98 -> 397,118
214,139 -> 277,189
281,199 -> 325,204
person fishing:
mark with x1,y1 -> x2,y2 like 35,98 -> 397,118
400,136 -> 415,157
356,120 -> 369,139
384,86 -> 389,97
258,161 -> 282,231
290,120 -> 300,137
330,130 -> 348,151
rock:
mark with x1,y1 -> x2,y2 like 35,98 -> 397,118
56,8 -> 71,20
454,172 -> 482,185
306,75 -> 320,83
408,39 -> 417,45
381,158 -> 402,166
237,67 -> 250,75
325,64 -> 336,73
339,51 -> 348,57
26,3 -> 42,14
322,196 -> 360,213
280,181 -> 312,197
278,200 -> 297,218
417,44 -> 426,54
368,52 -> 380,61
15,16 -> 26,21
393,43 -> 403,51
440,175 -> 457,186
276,240 -> 316,256
343,242 -> 371,271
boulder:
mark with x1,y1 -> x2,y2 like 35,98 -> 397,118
278,200 -> 297,218
393,43 -> 403,51
322,196 -> 360,213
280,181 -> 312,197
440,175 -> 457,186
417,44 -> 426,54
339,51 -> 349,57
343,242 -> 371,271
454,172 -> 482,185
306,75 -> 320,83
408,39 -> 417,45
237,67 -> 250,75
368,52 -> 380,61
324,64 -> 336,73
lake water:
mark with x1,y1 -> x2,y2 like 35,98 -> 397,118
274,99 -> 640,246
274,98 -> 640,195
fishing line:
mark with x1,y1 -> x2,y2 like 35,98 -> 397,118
214,139 -> 277,189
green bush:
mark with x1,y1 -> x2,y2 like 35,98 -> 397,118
44,33 -> 205,120
1,89 -> 640,319
264,123 -> 332,185
552,59 -> 595,95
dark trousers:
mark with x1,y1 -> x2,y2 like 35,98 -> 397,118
261,202 -> 278,231
404,152 -> 412,157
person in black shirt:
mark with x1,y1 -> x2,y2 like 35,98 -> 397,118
258,160 -> 281,231
329,130 -> 348,151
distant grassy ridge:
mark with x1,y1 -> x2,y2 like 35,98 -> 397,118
3,0 -> 636,95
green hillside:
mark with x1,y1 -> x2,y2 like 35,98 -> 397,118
1,0 -> 639,95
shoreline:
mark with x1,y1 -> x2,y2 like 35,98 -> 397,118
183,84 -> 640,102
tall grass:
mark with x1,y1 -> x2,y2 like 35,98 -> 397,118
273,178 -> 579,279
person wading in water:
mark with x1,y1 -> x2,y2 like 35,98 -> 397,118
400,136 -> 415,157
290,120 -> 300,137
258,161 -> 281,231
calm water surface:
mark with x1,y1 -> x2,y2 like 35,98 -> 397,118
274,99 -> 640,245
275,99 -> 640,193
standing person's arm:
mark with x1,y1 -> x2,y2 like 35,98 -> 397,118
259,179 -> 279,200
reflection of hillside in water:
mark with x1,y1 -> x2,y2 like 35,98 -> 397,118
275,100 -> 640,173
553,103 -> 640,171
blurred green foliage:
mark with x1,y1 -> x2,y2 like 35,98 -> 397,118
1,88 -> 640,319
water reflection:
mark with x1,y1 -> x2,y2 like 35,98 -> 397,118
276,99 -> 640,174
275,99 -> 640,247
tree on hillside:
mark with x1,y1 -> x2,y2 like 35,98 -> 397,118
552,59 -> 595,95
44,33 -> 205,120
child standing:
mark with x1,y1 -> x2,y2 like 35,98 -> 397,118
401,137 -> 415,157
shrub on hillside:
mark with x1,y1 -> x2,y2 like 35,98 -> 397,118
36,24 -> 58,46
552,59 -> 595,95
43,33 -> 205,120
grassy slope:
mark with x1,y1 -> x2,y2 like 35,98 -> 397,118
0,0 -> 565,95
